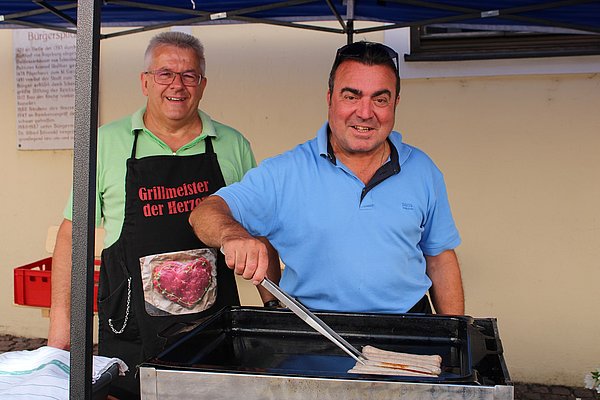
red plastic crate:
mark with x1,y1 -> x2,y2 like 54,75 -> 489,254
14,257 -> 101,312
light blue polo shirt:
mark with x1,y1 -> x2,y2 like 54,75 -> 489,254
216,122 -> 461,313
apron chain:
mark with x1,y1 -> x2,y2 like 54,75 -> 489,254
108,277 -> 132,334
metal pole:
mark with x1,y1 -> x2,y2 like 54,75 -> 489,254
347,19 -> 354,44
346,0 -> 354,44
71,0 -> 101,398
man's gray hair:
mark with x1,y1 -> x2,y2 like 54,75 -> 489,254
144,31 -> 206,75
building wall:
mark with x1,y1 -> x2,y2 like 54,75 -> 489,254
0,24 -> 598,387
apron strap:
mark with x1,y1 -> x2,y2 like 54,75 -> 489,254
131,130 -> 141,159
204,135 -> 215,154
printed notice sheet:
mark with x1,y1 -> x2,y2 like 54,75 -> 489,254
13,29 -> 76,150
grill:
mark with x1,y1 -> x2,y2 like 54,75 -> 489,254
140,307 -> 512,400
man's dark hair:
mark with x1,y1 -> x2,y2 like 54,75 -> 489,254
328,41 -> 400,97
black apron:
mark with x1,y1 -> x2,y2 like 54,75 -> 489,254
97,132 -> 240,399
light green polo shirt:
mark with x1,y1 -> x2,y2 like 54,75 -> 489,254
64,107 -> 256,248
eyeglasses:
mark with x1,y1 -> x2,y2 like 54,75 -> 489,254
144,69 -> 203,87
335,41 -> 399,71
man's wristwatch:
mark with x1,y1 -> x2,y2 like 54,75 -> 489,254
263,300 -> 280,309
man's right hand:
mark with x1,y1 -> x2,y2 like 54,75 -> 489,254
220,235 -> 270,285
190,196 -> 271,285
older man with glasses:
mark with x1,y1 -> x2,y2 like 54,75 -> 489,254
190,41 -> 464,318
48,31 -> 280,399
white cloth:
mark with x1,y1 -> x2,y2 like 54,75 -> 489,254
0,346 -> 128,399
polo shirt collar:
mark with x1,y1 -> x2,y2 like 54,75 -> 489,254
130,107 -> 217,142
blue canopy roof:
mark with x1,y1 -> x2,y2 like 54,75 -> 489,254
2,0 -> 600,37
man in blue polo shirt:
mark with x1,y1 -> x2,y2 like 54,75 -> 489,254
189,41 -> 464,315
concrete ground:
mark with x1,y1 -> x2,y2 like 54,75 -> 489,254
1,334 -> 597,400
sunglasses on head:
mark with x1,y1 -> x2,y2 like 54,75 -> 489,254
335,41 -> 399,70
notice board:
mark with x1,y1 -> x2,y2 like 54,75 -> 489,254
13,29 -> 76,150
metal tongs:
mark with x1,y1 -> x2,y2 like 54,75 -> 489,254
260,278 -> 367,365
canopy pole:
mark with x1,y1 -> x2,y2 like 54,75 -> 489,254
346,19 -> 354,44
346,0 -> 354,44
71,0 -> 101,399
